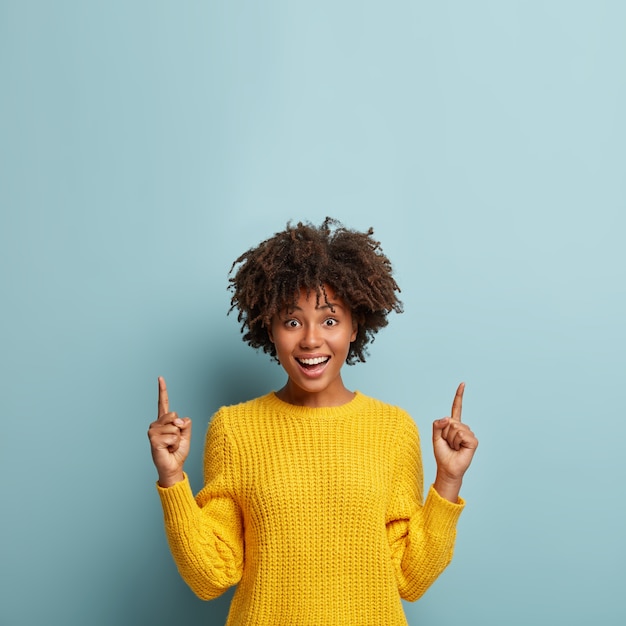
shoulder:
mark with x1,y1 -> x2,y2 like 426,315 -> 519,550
354,391 -> 411,417
354,392 -> 418,432
209,392 -> 277,428
216,392 -> 275,413
202,393 -> 276,450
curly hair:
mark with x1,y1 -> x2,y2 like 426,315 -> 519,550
228,217 -> 403,364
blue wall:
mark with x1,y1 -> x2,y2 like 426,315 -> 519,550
2,2 -> 625,625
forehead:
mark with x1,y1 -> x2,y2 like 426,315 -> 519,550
285,285 -> 347,311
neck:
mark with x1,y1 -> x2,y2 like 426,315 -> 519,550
275,379 -> 356,408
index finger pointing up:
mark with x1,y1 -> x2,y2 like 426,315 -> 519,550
451,382 -> 465,422
158,376 -> 170,417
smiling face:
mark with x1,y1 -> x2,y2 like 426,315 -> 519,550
268,285 -> 358,407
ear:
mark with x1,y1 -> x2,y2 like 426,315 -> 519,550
267,323 -> 274,343
350,320 -> 358,343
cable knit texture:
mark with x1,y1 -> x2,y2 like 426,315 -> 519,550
157,391 -> 464,625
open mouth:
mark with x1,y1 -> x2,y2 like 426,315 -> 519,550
296,356 -> 330,370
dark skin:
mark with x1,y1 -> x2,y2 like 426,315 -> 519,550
432,382 -> 478,502
147,376 -> 191,488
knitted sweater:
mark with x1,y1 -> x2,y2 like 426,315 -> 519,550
157,391 -> 464,625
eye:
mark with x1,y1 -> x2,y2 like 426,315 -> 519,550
284,318 -> 301,328
323,318 -> 338,327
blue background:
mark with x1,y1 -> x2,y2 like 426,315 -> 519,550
1,2 -> 625,625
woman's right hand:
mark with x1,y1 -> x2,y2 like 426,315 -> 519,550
147,376 -> 192,487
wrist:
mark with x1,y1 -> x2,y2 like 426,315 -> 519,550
433,471 -> 463,503
157,471 -> 185,488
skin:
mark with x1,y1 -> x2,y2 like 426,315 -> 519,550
148,376 -> 191,488
148,286 -> 478,500
267,286 -> 358,408
431,382 -> 478,502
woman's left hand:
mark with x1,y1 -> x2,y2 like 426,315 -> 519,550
432,383 -> 478,501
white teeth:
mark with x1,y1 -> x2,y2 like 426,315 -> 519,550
298,357 -> 329,365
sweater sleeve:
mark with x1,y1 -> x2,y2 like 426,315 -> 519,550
156,410 -> 244,600
386,412 -> 465,602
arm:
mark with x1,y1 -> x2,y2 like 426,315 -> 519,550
148,378 -> 244,600
387,384 -> 478,601
386,415 -> 464,602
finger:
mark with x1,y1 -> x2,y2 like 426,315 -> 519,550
161,419 -> 191,453
451,382 -> 465,422
432,418 -> 448,442
149,423 -> 183,438
450,429 -> 465,451
178,417 -> 192,443
163,434 -> 182,452
439,419 -> 459,447
447,423 -> 477,450
154,409 -> 179,426
158,376 -> 169,417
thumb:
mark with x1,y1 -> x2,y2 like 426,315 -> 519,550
178,417 -> 192,442
432,417 -> 451,440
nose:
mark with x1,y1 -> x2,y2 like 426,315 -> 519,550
300,323 -> 322,349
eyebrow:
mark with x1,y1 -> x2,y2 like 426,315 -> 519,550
287,302 -> 343,312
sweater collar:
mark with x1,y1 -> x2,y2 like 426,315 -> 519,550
261,390 -> 367,419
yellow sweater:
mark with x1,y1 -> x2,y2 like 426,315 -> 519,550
157,391 -> 464,625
